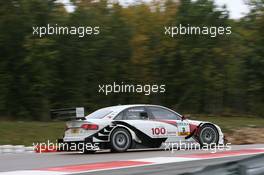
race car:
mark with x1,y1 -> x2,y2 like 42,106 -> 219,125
51,104 -> 225,153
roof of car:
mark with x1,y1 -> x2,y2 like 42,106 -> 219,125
103,104 -> 159,111
85,104 -> 182,119
100,104 -> 181,116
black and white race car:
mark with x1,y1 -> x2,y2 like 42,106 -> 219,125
52,104 -> 224,153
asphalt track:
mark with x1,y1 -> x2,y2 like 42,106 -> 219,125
0,144 -> 264,174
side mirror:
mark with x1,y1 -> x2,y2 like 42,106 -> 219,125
140,112 -> 148,119
181,115 -> 187,121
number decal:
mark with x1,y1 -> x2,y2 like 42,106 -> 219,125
178,122 -> 190,136
151,128 -> 166,135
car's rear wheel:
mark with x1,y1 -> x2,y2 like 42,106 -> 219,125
110,128 -> 131,152
198,124 -> 219,146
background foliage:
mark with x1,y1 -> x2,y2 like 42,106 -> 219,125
0,0 -> 263,120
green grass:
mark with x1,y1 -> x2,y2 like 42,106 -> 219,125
0,115 -> 264,145
189,115 -> 264,133
0,121 -> 64,146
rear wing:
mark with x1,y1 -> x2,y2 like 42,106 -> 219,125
50,107 -> 85,120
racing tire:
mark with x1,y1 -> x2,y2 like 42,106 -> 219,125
110,128 -> 132,153
198,124 -> 219,147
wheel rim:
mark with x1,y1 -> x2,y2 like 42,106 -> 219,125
113,131 -> 129,149
115,133 -> 127,147
200,127 -> 217,144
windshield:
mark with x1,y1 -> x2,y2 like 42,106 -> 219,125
86,108 -> 112,119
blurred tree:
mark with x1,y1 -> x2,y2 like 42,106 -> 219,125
0,0 -> 263,119
0,0 -> 58,119
241,0 -> 264,115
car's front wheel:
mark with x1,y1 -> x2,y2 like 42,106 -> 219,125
110,128 -> 132,152
198,124 -> 219,146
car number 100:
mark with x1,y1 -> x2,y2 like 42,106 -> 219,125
151,128 -> 166,135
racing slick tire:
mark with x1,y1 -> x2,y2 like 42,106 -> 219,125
110,128 -> 132,152
198,124 -> 219,147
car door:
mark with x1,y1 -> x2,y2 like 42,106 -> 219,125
121,106 -> 163,138
147,106 -> 191,142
